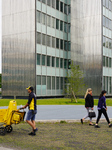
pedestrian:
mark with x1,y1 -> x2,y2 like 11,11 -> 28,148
22,86 -> 38,135
95,90 -> 112,128
81,88 -> 94,125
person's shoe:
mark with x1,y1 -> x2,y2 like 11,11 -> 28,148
95,125 -> 100,128
81,119 -> 83,124
89,123 -> 95,126
28,132 -> 34,135
109,124 -> 112,128
34,128 -> 38,133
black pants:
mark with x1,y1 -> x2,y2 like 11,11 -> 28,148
96,108 -> 110,124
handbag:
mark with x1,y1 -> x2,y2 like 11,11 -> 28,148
88,110 -> 96,118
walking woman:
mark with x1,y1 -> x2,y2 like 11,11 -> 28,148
95,90 -> 112,128
81,88 -> 94,125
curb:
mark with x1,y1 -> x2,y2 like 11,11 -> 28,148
35,118 -> 112,123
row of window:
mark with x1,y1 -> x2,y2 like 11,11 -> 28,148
103,76 -> 112,94
37,32 -> 71,51
37,75 -> 65,90
103,0 -> 112,11
37,54 -> 71,69
103,16 -> 112,30
103,56 -> 112,68
37,11 -> 71,33
103,36 -> 112,49
37,0 -> 71,15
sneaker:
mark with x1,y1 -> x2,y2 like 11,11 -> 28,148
81,119 -> 83,124
95,125 -> 100,128
109,124 -> 112,128
28,132 -> 36,136
34,128 -> 38,133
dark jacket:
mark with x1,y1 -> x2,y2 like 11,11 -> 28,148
98,96 -> 106,109
85,94 -> 94,108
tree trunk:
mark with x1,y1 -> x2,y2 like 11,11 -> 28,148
71,90 -> 77,103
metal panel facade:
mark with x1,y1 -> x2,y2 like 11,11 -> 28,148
2,0 -> 36,97
71,0 -> 102,96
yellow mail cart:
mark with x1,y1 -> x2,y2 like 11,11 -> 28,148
0,100 -> 26,135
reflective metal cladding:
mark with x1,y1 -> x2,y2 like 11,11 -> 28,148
71,0 -> 102,96
2,0 -> 36,97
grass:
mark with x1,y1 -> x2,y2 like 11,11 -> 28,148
0,122 -> 112,150
0,98 -> 112,106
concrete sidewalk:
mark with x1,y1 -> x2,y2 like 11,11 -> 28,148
0,147 -> 13,150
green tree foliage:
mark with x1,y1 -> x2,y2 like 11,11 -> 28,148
65,61 -> 85,102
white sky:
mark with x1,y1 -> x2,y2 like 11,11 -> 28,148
0,0 -> 2,73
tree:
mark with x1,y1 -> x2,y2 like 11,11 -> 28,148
65,61 -> 85,103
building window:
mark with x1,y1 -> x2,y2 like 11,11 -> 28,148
37,75 -> 41,85
106,0 -> 108,8
47,0 -> 51,6
37,11 -> 41,23
52,57 -> 55,67
56,19 -> 59,29
60,2 -> 63,12
109,1 -> 111,10
106,57 -> 108,67
68,5 -> 71,14
103,0 -> 105,6
56,0 -> 59,10
52,0 -> 55,8
60,58 -> 63,68
60,21 -> 63,31
52,17 -> 55,28
42,55 -> 46,66
64,41 -> 68,50
47,15 -> 51,27
37,54 -> 41,65
47,56 -> 50,66
68,60 -> 71,69
103,56 -> 105,67
103,16 -> 105,27
109,39 -> 112,49
56,58 -> 59,67
56,38 -> 59,49
68,24 -> 71,33
52,76 -> 55,89
52,37 -> 55,48
64,4 -> 67,14
105,38 -> 108,48
42,34 -> 46,45
60,77 -> 63,90
103,76 -> 105,90
42,0 -> 46,4
68,42 -> 71,51
42,13 -> 46,25
103,36 -> 105,47
56,77 -> 59,89
109,58 -> 111,68
109,77 -> 111,94
47,76 -> 51,89
64,22 -> 67,32
42,76 -> 46,85
60,39 -> 63,50
64,59 -> 67,69
109,20 -> 111,30
46,35 -> 51,47
106,17 -> 108,28
37,32 -> 41,44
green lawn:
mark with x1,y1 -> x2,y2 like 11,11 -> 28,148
0,98 -> 112,106
0,122 -> 112,150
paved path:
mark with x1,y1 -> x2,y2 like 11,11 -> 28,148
0,147 -> 13,150
1,105 -> 112,121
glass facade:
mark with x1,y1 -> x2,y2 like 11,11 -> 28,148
103,0 -> 112,95
36,0 -> 71,96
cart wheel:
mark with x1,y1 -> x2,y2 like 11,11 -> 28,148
0,127 -> 6,136
5,125 -> 13,133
